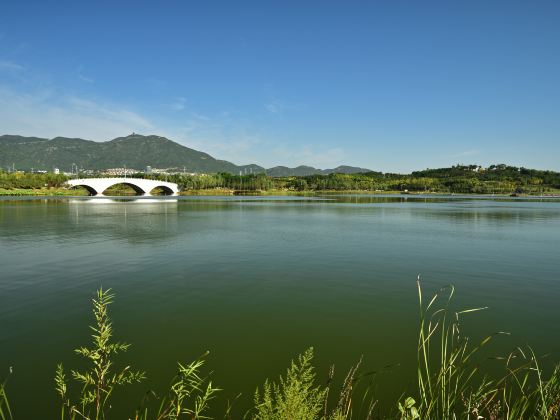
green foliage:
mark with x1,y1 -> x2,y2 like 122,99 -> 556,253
397,397 -> 419,419
142,164 -> 560,194
51,288 -> 219,420
253,349 -> 372,420
135,354 -> 220,420
56,288 -> 145,420
0,171 -> 69,190
253,348 -> 327,420
2,161 -> 560,195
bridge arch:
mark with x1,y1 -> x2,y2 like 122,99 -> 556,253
66,177 -> 180,196
149,185 -> 175,196
101,182 -> 147,196
70,184 -> 99,196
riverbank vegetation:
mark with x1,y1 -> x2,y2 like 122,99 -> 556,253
1,165 -> 560,196
2,283 -> 560,419
165,165 -> 560,195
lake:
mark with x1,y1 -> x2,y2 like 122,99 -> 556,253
1,195 -> 559,417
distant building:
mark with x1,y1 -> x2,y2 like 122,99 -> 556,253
146,165 -> 152,174
148,167 -> 201,176
103,168 -> 139,176
54,168 -> 60,174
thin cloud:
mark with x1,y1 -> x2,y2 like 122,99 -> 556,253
0,83 -> 347,168
171,97 -> 186,111
0,63 -> 337,168
78,74 -> 94,83
265,100 -> 281,114
76,65 -> 94,83
0,86 -> 154,141
0,60 -> 25,71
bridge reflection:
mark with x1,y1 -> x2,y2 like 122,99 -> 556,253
67,198 -> 179,242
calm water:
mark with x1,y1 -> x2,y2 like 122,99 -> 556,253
1,195 -> 559,417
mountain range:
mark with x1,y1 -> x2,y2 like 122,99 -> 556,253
0,134 -> 371,176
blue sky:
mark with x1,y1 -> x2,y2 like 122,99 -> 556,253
0,0 -> 559,171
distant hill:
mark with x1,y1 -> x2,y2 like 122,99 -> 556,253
0,134 -> 251,173
265,165 -> 371,177
0,134 -> 372,176
322,165 -> 372,175
266,165 -> 322,177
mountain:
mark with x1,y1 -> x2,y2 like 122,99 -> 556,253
266,165 -> 322,177
321,165 -> 372,175
0,134 -> 371,175
0,134 -> 253,173
265,165 -> 371,176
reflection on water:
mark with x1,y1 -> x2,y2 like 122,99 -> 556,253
67,198 -> 179,242
0,197 -> 180,243
68,197 -> 179,204
0,195 -> 560,418
326,193 -> 560,204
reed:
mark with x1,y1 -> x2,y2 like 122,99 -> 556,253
403,279 -> 560,419
0,369 -> 13,420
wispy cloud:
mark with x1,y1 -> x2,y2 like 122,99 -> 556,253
78,74 -> 94,83
265,100 -> 281,114
76,65 -> 94,83
171,97 -> 186,111
0,86 -> 154,141
0,63 -> 339,168
0,60 -> 25,71
160,112 -> 268,165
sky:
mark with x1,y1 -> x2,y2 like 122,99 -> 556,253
0,0 -> 559,172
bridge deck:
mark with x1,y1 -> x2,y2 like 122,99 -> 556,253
66,177 -> 180,196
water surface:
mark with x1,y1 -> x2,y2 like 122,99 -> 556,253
1,195 -> 559,417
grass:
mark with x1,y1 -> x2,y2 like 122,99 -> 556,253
0,187 -> 87,196
1,282 -> 560,419
0,370 -> 13,420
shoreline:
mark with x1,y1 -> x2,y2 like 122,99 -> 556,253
1,187 -> 559,198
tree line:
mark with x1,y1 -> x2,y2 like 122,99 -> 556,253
0,171 -> 69,189
1,164 -> 560,194
155,164 -> 560,194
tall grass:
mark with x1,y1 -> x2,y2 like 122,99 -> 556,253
414,280 -> 499,418
406,279 -> 560,419
2,282 -> 560,419
0,368 -> 13,420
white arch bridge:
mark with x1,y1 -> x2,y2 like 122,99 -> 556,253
66,177 -> 180,196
